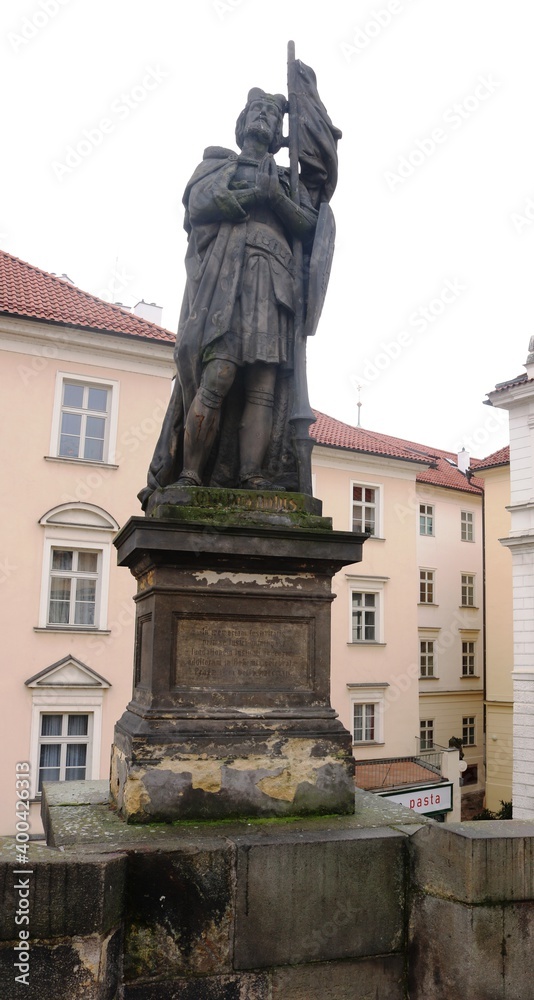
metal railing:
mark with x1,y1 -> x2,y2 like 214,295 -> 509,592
354,749 -> 444,792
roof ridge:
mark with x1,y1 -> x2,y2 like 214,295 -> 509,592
0,247 -> 175,342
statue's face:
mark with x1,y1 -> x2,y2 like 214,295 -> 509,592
243,99 -> 282,146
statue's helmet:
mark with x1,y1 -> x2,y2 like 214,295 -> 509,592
235,88 -> 287,154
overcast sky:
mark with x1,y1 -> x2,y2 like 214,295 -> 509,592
3,0 -> 534,459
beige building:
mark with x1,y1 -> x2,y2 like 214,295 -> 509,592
311,412 -> 485,816
476,447 -> 513,812
0,249 -> 175,835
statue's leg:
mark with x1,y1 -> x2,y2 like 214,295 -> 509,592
179,359 -> 237,485
239,363 -> 278,488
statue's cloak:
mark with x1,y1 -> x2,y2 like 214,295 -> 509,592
138,148 -> 299,507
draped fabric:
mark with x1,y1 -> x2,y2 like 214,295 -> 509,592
292,60 -> 342,208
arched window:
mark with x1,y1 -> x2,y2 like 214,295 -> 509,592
37,504 -> 118,632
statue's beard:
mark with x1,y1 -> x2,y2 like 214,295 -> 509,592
245,119 -> 274,143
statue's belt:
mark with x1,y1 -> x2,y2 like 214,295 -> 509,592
245,228 -> 295,275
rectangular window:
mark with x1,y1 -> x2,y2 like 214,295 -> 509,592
419,640 -> 435,677
462,716 -> 476,746
461,574 -> 475,607
462,640 -> 476,676
461,511 -> 474,542
419,504 -> 434,536
37,713 -> 91,792
48,548 -> 99,627
353,703 -> 376,743
419,570 -> 435,604
58,381 -> 110,461
419,719 -> 434,751
352,592 -> 376,641
352,485 -> 377,535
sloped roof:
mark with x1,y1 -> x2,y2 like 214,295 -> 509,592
476,445 -> 510,471
311,410 -> 485,495
490,373 -> 529,393
0,249 -> 175,343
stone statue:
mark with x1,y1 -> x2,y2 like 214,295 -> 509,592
139,50 -> 340,509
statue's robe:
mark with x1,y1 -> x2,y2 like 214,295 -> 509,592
139,147 -> 316,506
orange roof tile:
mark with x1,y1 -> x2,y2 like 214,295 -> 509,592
0,249 -> 175,343
476,445 -> 510,470
311,410 -> 485,494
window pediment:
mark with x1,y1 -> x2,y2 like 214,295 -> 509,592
39,503 -> 118,531
25,655 -> 111,688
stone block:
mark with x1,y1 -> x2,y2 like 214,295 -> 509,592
234,827 -> 406,968
409,894 -> 534,1000
123,838 -> 235,982
0,849 -> 125,940
0,928 -> 122,1000
271,955 -> 405,999
411,820 -> 534,904
123,972 -> 271,999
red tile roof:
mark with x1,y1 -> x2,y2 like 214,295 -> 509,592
0,249 -> 175,343
476,445 -> 510,470
311,410 -> 485,494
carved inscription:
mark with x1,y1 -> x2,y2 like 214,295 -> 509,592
175,616 -> 311,690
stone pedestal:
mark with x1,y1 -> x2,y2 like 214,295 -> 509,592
111,487 -> 366,822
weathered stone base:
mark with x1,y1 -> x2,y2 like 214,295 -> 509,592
110,510 -> 365,822
6,786 -> 534,998
111,715 -> 355,822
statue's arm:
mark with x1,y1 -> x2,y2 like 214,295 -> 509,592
188,161 -> 250,225
257,156 -> 317,239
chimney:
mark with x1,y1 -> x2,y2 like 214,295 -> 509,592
133,299 -> 163,326
457,447 -> 470,474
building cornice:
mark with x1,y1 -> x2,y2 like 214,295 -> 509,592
0,315 -> 175,377
487,379 -> 534,410
312,444 -> 421,481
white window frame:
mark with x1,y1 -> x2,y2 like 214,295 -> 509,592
461,510 -> 474,542
419,638 -> 436,678
49,371 -> 120,464
37,504 -> 118,631
48,548 -> 101,628
347,576 -> 387,644
26,657 -> 111,800
419,503 -> 434,536
350,480 -> 382,537
461,639 -> 477,676
348,685 -> 386,746
36,711 -> 94,792
419,568 -> 436,604
462,715 -> 476,746
419,719 -> 434,751
461,573 -> 476,608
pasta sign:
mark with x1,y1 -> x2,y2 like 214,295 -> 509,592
379,782 -> 453,816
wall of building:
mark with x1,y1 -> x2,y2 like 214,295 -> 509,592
481,463 -> 513,810
0,318 -> 174,834
313,446 -> 422,759
415,482 -> 484,803
489,379 -> 534,819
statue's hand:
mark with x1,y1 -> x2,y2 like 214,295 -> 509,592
256,154 -> 280,205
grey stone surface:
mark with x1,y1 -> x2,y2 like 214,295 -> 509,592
412,819 -> 534,903
271,956 -> 405,999
123,973 -> 270,999
0,848 -> 125,939
234,827 -> 406,968
0,928 -> 122,1000
110,516 -> 363,821
408,893 -> 534,1000
123,841 -> 235,981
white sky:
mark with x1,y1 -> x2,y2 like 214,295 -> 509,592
3,0 -> 534,459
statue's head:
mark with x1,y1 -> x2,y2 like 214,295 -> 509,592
235,88 -> 287,154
